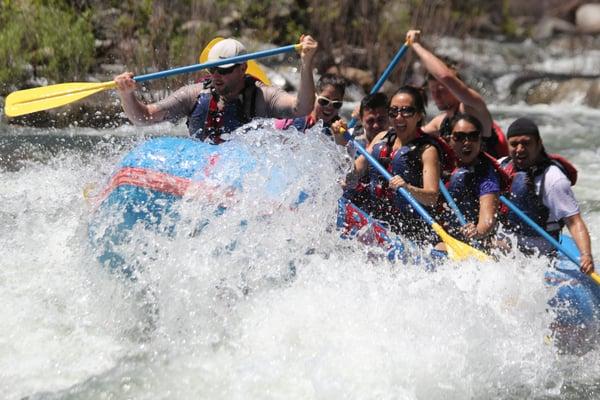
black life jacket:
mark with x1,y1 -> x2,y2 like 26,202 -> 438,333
369,128 -> 455,207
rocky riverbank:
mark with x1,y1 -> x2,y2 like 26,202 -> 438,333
2,0 -> 600,128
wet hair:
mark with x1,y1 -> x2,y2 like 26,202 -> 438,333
449,112 -> 483,134
359,92 -> 388,117
391,85 -> 427,126
317,73 -> 347,97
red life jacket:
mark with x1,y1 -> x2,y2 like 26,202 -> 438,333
502,153 -> 577,186
188,75 -> 260,143
499,153 -> 578,218
491,122 -> 509,158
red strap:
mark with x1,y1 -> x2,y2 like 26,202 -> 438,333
492,122 -> 509,158
481,151 -> 511,192
204,96 -> 225,144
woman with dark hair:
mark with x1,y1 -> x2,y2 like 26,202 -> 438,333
275,73 -> 347,144
346,85 -> 452,243
440,112 -> 507,250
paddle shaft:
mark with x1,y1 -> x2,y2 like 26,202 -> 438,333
346,42 -> 409,131
439,180 -> 468,226
500,195 -> 599,284
500,195 -> 577,263
133,45 -> 300,83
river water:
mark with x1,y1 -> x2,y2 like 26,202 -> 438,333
1,38 -> 600,399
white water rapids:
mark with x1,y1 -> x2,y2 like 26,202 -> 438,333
1,38 -> 600,399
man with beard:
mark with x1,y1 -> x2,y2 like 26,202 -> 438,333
114,35 -> 318,144
500,117 -> 594,275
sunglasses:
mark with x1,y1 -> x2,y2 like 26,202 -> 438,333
208,64 -> 238,75
316,96 -> 343,109
388,106 -> 417,118
451,131 -> 481,142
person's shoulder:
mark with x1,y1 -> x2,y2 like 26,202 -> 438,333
256,81 -> 285,95
172,82 -> 206,98
543,164 -> 574,193
481,162 -> 501,185
544,164 -> 570,181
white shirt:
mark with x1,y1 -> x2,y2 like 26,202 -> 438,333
535,164 -> 579,225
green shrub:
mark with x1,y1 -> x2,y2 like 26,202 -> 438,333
0,0 -> 95,93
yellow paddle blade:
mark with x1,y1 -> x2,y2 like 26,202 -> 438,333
5,81 -> 117,117
590,272 -> 600,285
431,223 -> 490,262
199,37 -> 271,85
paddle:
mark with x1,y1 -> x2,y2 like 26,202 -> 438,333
438,179 -> 468,226
500,195 -> 600,285
341,41 -> 488,262
5,43 -> 301,117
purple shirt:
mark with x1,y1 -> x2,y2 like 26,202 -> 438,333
477,163 -> 501,197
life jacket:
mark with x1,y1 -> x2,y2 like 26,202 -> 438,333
369,128 -> 455,207
275,114 -> 338,137
500,154 -> 577,237
489,122 -> 509,158
275,115 -> 315,132
446,151 -> 509,223
187,75 -> 259,144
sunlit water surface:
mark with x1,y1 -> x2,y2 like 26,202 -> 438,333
0,106 -> 600,399
0,102 -> 599,400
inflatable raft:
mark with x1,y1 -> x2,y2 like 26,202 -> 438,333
88,136 -> 599,348
340,195 -> 600,349
87,136 -> 307,276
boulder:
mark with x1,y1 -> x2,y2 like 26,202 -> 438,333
576,3 -> 600,33
526,78 -> 595,104
586,79 -> 600,107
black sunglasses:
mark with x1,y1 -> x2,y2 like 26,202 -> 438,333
209,64 -> 238,75
451,130 -> 481,142
316,96 -> 343,109
388,106 -> 417,118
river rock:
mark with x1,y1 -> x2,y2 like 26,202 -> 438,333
586,80 -> 600,107
576,3 -> 600,33
526,78 -> 594,104
532,17 -> 576,39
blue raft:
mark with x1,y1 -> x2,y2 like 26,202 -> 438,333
89,136 -> 599,343
88,136 -> 306,276
339,196 -> 600,346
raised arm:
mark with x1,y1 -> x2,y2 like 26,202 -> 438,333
292,34 -> 318,117
407,30 -> 492,137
